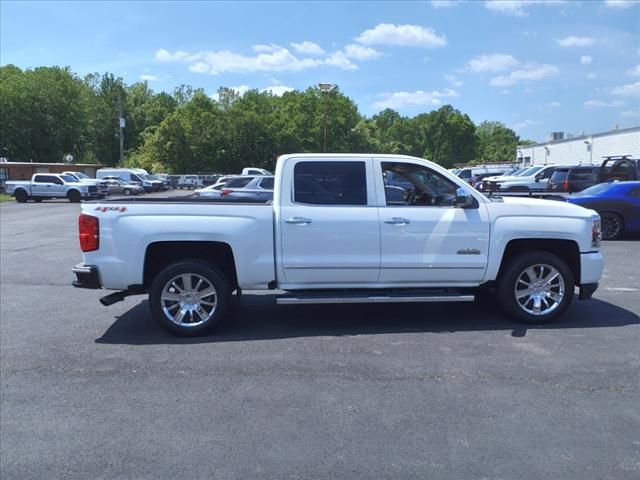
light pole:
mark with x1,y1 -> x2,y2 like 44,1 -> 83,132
584,138 -> 593,165
318,82 -> 337,152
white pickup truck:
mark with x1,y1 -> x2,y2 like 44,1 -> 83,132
6,173 -> 103,203
72,154 -> 604,336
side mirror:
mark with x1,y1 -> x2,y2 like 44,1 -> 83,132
455,188 -> 476,208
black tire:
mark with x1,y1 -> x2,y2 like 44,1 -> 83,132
601,212 -> 624,240
15,189 -> 28,203
123,188 -> 132,196
33,197 -> 43,202
496,251 -> 574,324
149,260 -> 231,337
67,190 -> 81,203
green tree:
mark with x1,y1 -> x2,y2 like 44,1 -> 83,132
475,121 -> 520,163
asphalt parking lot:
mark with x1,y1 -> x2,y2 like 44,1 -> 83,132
1,198 -> 639,479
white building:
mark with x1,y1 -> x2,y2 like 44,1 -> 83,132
516,126 -> 639,166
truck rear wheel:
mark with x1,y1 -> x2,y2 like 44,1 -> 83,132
15,190 -> 28,203
149,260 -> 231,337
496,251 -> 574,324
67,190 -> 81,203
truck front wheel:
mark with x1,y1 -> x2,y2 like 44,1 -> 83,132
496,251 -> 574,324
149,260 -> 231,337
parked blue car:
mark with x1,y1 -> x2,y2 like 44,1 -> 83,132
567,181 -> 640,240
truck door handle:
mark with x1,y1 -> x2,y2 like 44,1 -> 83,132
384,217 -> 411,225
285,217 -> 312,225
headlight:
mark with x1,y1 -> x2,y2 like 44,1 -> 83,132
592,215 -> 602,248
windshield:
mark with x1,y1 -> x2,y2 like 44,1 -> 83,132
575,183 -> 613,196
60,174 -> 78,183
518,166 -> 543,177
511,168 -> 529,176
74,172 -> 89,179
143,174 -> 156,180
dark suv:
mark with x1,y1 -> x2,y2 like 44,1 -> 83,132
548,166 -> 600,193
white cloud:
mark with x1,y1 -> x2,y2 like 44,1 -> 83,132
549,101 -> 561,107
155,49 -> 190,62
556,36 -> 596,47
490,63 -> 559,86
620,110 -> 639,117
252,44 -> 281,53
290,41 -> 325,56
611,81 -> 640,97
587,72 -> 597,79
344,44 -> 382,60
324,51 -> 358,70
466,53 -> 519,72
484,0 -> 565,16
628,65 -> 640,76
445,74 -> 464,87
210,85 -> 251,101
261,85 -> 294,96
343,44 -> 382,60
604,0 -> 637,8
580,55 -> 593,65
188,62 -> 210,73
156,45 -> 368,74
373,88 -> 458,110
511,119 -> 541,129
584,100 -> 625,108
355,23 -> 447,48
140,74 -> 158,81
431,0 -> 457,7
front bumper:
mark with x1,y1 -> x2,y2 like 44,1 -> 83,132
580,251 -> 604,285
72,264 -> 102,289
579,282 -> 599,300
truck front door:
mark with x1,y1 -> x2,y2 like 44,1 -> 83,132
375,159 -> 490,284
277,159 -> 380,286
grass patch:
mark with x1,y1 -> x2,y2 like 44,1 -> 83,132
0,193 -> 14,203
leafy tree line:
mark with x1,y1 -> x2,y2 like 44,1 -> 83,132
0,65 -> 531,173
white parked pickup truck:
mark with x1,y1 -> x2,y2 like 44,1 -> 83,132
72,154 -> 604,336
6,173 -> 102,203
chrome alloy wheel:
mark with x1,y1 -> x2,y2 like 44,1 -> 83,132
514,264 -> 565,316
160,273 -> 217,327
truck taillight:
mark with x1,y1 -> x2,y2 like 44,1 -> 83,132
79,214 -> 99,252
563,179 -> 569,191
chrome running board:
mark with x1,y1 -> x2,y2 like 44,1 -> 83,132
276,292 -> 474,305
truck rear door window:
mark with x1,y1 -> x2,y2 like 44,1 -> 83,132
225,177 -> 254,188
294,161 -> 367,205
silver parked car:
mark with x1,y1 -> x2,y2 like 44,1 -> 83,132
103,177 -> 145,196
195,176 -> 274,202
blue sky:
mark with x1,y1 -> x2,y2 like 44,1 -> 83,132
1,0 -> 639,141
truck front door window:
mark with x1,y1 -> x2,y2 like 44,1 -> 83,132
381,162 -> 457,207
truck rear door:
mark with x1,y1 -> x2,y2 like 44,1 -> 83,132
277,158 -> 380,286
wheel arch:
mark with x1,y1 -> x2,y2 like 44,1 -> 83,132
496,239 -> 580,286
143,241 -> 238,290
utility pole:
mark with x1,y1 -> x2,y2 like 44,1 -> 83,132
317,83 -> 337,153
118,94 -> 125,166
323,93 -> 328,153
